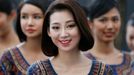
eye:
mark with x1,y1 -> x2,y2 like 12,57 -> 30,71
67,23 -> 76,29
51,26 -> 60,30
99,18 -> 107,23
112,16 -> 119,22
21,15 -> 28,19
130,36 -> 134,40
34,15 -> 43,19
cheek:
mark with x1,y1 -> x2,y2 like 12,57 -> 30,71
20,21 -> 26,33
50,34 -> 59,46
49,30 -> 58,40
37,21 -> 43,30
21,19 -> 26,27
71,29 -> 81,43
115,22 -> 121,31
92,26 -> 102,36
0,18 -> 7,28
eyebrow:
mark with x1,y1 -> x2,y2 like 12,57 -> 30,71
21,12 -> 43,15
51,19 -> 75,25
51,23 -> 60,25
66,19 -> 75,23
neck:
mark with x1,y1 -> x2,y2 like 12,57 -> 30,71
23,37 -> 42,52
54,50 -> 86,67
92,40 -> 116,54
0,27 -> 19,49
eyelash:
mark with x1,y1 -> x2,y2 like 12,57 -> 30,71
51,23 -> 76,30
52,26 -> 59,30
21,15 -> 28,19
67,24 -> 76,29
99,18 -> 119,23
21,15 -> 43,19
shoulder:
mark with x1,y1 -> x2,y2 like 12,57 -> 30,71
27,60 -> 49,75
0,46 -> 20,66
1,48 -> 12,62
27,62 -> 41,75
1,46 -> 19,61
0,48 -> 15,74
83,51 -> 96,60
122,51 -> 133,65
91,60 -> 113,75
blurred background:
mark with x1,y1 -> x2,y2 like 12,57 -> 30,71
12,0 -> 134,52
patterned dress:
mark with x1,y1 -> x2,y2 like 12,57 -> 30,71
27,59 -> 113,75
0,47 -> 30,75
85,52 -> 134,75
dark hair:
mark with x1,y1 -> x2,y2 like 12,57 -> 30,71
0,0 -> 14,15
77,0 -> 120,21
42,0 -> 94,56
127,12 -> 134,27
16,0 -> 53,42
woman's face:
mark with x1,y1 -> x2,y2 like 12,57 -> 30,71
126,25 -> 134,51
90,7 -> 121,43
20,4 -> 44,39
0,12 -> 13,36
48,10 -> 80,52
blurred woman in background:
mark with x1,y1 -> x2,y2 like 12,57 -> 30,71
0,0 -> 52,74
78,0 -> 134,74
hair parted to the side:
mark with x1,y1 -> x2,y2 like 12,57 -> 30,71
0,0 -> 14,15
42,0 -> 94,56
77,0 -> 120,21
16,0 -> 53,42
127,13 -> 134,27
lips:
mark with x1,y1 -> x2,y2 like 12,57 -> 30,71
26,28 -> 36,33
59,39 -> 71,46
104,32 -> 115,37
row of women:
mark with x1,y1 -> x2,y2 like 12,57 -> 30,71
0,0 -> 134,75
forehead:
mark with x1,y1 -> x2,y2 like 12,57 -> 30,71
0,12 -> 8,18
21,4 -> 43,14
0,12 -> 7,15
98,7 -> 120,18
127,25 -> 134,32
50,10 -> 74,23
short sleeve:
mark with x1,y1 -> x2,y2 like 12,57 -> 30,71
0,50 -> 13,74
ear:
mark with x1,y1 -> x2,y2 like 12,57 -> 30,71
47,28 -> 51,37
8,10 -> 16,20
88,20 -> 93,30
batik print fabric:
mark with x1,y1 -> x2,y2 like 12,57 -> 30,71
27,59 -> 113,75
0,47 -> 30,75
85,52 -> 134,75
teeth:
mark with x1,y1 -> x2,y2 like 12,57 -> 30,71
60,40 -> 70,44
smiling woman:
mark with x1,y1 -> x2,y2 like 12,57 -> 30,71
0,0 -> 52,74
78,0 -> 134,74
27,0 -> 113,75
0,0 -> 20,54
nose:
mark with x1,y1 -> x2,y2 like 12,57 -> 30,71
106,21 -> 114,29
60,28 -> 69,38
27,17 -> 34,26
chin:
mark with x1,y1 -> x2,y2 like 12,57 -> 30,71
102,38 -> 114,43
59,47 -> 73,52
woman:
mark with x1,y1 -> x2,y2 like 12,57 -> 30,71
79,0 -> 134,74
0,0 -> 20,54
27,0 -> 113,75
126,12 -> 134,53
0,0 -> 52,74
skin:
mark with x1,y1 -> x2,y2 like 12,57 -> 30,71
0,11 -> 20,53
19,4 -> 47,65
87,7 -> 123,65
48,10 -> 91,75
126,25 -> 134,52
